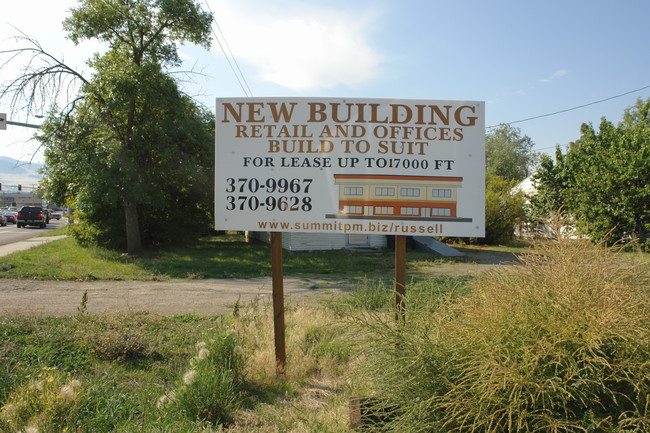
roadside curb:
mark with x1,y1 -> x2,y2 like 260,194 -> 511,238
0,235 -> 68,257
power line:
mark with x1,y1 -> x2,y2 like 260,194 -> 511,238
213,16 -> 253,97
534,144 -> 567,152
487,84 -> 650,129
202,0 -> 253,97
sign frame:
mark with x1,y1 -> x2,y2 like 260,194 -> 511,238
215,97 -> 485,238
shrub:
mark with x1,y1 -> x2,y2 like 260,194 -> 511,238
301,324 -> 351,364
158,325 -> 245,425
325,278 -> 393,315
0,367 -> 83,433
357,239 -> 650,432
325,276 -> 472,317
77,312 -> 158,362
483,174 -> 527,245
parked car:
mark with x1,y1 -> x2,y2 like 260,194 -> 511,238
3,211 -> 16,224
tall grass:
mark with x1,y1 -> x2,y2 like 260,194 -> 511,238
159,326 -> 245,426
0,300 -> 359,432
354,239 -> 650,432
220,298 -> 356,432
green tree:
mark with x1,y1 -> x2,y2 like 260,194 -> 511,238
10,0 -> 214,254
482,175 -> 526,244
528,148 -> 569,221
485,124 -> 539,182
531,98 -> 650,249
564,98 -> 650,248
479,124 -> 537,243
39,89 -> 214,250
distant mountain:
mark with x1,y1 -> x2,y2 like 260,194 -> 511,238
0,156 -> 44,189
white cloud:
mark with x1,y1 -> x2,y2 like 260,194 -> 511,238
539,69 -> 568,83
209,1 -> 384,92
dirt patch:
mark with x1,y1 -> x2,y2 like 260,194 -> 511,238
0,277 -> 356,317
0,250 -> 517,316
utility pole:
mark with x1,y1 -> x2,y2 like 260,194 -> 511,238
0,113 -> 42,129
1,115 -> 44,208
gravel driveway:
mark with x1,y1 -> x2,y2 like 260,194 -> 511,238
0,277 -> 357,316
0,236 -> 518,316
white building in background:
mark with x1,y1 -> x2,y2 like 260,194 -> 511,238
247,230 -> 388,251
512,176 -> 535,196
1,190 -> 44,208
512,175 -> 581,240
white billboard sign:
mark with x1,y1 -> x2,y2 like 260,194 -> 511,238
215,97 -> 485,237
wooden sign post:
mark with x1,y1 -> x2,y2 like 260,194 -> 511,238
394,235 -> 407,321
271,232 -> 286,375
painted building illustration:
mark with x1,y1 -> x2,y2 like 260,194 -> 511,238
329,174 -> 472,222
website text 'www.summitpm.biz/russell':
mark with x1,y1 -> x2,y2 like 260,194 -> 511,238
257,220 -> 444,234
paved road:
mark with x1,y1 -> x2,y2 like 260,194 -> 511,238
0,218 -> 65,247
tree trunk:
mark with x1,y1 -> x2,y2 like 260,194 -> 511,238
123,196 -> 143,255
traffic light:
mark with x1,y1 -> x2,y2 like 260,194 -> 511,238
18,185 -> 21,191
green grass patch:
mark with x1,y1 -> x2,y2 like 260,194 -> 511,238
0,233 -> 459,281
0,302 -> 364,432
0,313 -> 245,432
1,241 -> 647,432
0,237 -> 165,280
36,225 -> 71,237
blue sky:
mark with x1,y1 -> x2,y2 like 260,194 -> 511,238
1,0 -> 649,164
